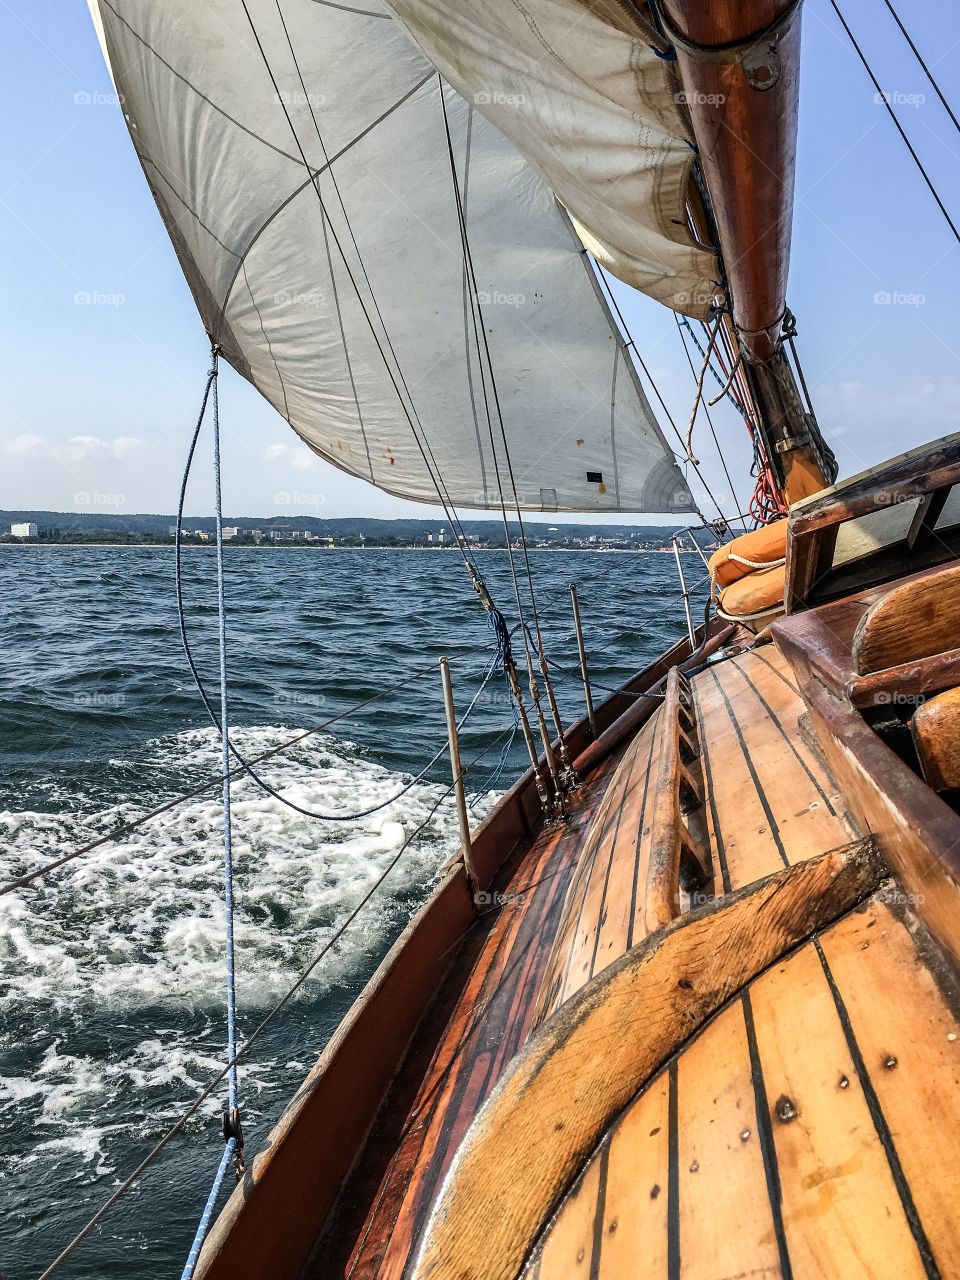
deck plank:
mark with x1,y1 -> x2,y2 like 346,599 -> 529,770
307,749 -> 622,1280
676,1001 -> 782,1280
517,896 -> 958,1280
540,645 -> 852,1022
818,897 -> 960,1277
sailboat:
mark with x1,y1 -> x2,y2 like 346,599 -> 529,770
50,0 -> 960,1275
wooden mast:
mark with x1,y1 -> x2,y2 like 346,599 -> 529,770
661,0 -> 833,504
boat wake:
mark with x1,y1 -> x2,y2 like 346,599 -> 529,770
0,725 -> 479,1196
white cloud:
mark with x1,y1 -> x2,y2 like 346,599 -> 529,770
3,434 -> 143,461
5,433 -> 46,457
264,440 -> 315,471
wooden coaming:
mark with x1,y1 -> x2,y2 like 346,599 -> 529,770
521,894 -> 960,1280
409,841 -> 885,1280
774,600 -> 960,966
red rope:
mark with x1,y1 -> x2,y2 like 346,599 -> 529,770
709,327 -> 785,526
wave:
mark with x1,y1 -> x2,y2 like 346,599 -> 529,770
0,725 -> 479,1014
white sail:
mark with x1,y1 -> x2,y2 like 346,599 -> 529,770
386,0 -> 720,315
89,0 -> 698,514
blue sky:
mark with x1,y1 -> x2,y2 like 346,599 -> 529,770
1,0 -> 959,524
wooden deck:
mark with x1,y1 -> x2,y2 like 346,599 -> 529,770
537,643 -> 852,1020
522,894 -> 960,1280
288,638 -> 959,1279
306,749 -> 624,1279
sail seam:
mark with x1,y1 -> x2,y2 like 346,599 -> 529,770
242,264 -> 290,420
216,71 -> 435,332
97,0 -> 306,166
458,102 -> 491,506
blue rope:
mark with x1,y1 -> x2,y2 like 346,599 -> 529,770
180,1138 -> 236,1280
180,350 -> 241,1280
211,356 -> 240,1117
468,721 -> 518,808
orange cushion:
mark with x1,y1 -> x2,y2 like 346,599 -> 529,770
708,521 -> 788,588
717,563 -> 786,619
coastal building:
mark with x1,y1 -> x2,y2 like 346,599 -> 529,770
222,527 -> 239,540
10,522 -> 38,537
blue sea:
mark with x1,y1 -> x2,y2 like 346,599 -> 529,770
0,544 -> 700,1278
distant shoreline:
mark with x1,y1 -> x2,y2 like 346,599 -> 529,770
0,542 -> 700,554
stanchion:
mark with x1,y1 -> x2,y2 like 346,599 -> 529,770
440,657 -> 478,900
569,584 -> 597,738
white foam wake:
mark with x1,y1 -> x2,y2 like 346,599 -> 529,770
1,726 -> 499,1186
0,726 -> 471,1013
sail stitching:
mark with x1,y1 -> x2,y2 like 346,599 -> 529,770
241,264 -> 291,419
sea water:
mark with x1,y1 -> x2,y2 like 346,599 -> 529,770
0,544 -> 696,1278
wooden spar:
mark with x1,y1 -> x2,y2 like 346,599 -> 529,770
662,0 -> 831,503
661,0 -> 800,364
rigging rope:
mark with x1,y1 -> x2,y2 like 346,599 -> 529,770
682,312 -> 722,465
679,317 -> 783,526
880,0 -> 960,137
674,315 -> 753,529
830,0 -> 960,246
437,81 -> 572,805
181,356 -> 244,1279
173,353 -> 511,825
34,719 -> 517,1280
212,347 -> 244,1166
588,260 -> 739,530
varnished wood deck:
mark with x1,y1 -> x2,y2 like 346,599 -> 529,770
308,640 -> 960,1279
306,749 -> 624,1279
522,894 -> 960,1280
537,644 -> 851,1020
696,646 -> 851,890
